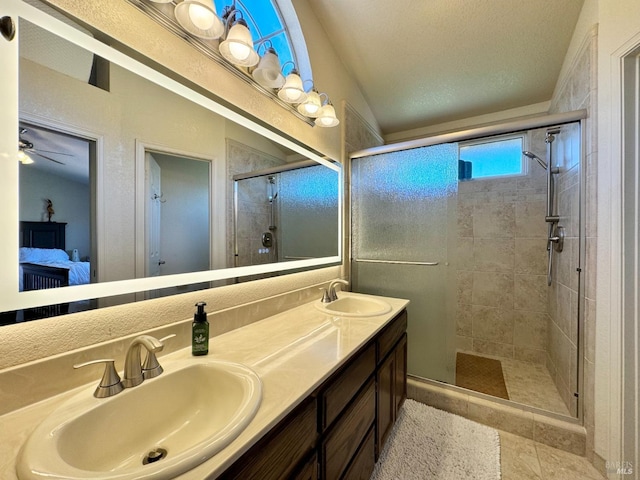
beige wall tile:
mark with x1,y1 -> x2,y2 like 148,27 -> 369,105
514,274 -> 548,312
473,338 -> 514,359
472,271 -> 514,309
473,203 -> 516,238
456,302 -> 473,336
515,238 -> 548,275
515,201 -> 547,238
474,237 -> 515,272
513,311 -> 548,349
514,346 -> 547,365
472,305 -> 514,344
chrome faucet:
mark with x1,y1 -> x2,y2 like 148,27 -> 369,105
321,279 -> 349,303
122,335 -> 164,388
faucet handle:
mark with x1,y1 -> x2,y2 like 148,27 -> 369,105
74,359 -> 124,398
319,287 -> 332,303
142,334 -> 175,380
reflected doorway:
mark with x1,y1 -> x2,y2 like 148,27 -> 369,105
17,120 -> 97,319
143,149 -> 211,298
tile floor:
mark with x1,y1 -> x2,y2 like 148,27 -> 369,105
500,430 -> 605,480
455,352 -> 571,416
500,359 -> 570,416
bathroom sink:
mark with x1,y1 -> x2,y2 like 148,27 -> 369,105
315,294 -> 392,317
17,359 -> 262,480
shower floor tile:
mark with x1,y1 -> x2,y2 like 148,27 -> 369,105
500,359 -> 571,416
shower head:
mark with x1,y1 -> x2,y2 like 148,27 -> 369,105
523,151 -> 548,170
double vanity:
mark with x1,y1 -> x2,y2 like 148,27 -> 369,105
3,292 -> 409,480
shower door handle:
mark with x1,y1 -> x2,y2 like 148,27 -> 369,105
354,258 -> 439,266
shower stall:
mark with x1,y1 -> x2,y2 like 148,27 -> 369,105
233,162 -> 339,268
350,114 -> 585,418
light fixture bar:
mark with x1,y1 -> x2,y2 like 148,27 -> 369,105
127,0 -> 315,125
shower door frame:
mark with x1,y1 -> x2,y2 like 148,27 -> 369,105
348,110 -> 588,423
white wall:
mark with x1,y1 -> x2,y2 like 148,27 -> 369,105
19,165 -> 90,258
594,0 -> 640,473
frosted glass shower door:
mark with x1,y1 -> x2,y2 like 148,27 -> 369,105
351,144 -> 458,383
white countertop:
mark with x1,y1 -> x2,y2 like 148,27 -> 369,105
0,292 -> 409,480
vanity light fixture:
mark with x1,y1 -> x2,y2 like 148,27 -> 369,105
252,45 -> 285,89
18,150 -> 34,164
297,89 -> 323,118
219,7 -> 259,67
173,0 -> 225,40
277,62 -> 307,104
130,0 -> 339,126
315,101 -> 340,127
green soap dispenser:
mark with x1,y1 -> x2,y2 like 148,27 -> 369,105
192,302 -> 209,356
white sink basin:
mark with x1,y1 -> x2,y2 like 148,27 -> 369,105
17,359 -> 262,480
315,294 -> 392,317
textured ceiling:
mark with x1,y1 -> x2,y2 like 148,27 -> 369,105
308,0 -> 585,135
20,123 -> 90,185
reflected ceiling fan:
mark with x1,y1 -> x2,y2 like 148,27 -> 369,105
18,127 -> 72,165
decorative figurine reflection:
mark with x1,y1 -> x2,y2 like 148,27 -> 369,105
45,198 -> 54,222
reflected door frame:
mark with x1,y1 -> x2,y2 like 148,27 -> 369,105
134,140 -> 223,299
19,112 -> 103,284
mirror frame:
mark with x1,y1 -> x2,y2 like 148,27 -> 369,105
0,0 -> 342,313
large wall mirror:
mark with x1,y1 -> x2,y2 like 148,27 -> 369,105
0,0 -> 341,323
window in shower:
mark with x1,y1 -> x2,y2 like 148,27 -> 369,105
459,134 -> 525,179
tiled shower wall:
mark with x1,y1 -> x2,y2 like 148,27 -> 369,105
546,122 -> 582,415
226,139 -> 285,268
455,132 -> 550,364
548,26 -> 598,459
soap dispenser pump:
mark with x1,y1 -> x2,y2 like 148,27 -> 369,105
192,302 -> 209,356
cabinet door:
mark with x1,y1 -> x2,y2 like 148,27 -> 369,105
394,333 -> 407,412
218,397 -> 317,480
292,452 -> 318,480
376,351 -> 395,457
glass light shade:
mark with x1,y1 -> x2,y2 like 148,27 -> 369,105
297,90 -> 322,117
252,49 -> 285,89
219,22 -> 259,67
174,0 -> 224,40
315,104 -> 340,127
18,150 -> 34,164
277,71 -> 307,104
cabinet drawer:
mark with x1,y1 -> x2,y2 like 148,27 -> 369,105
377,310 -> 407,363
321,379 -> 375,480
343,426 -> 375,480
320,343 -> 375,431
218,397 -> 317,480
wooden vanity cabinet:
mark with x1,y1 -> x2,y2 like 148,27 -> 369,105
376,312 -> 408,457
219,309 -> 407,480
217,397 -> 317,480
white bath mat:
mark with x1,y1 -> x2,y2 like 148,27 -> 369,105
370,399 -> 501,480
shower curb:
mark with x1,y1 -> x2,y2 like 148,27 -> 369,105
407,376 -> 586,456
